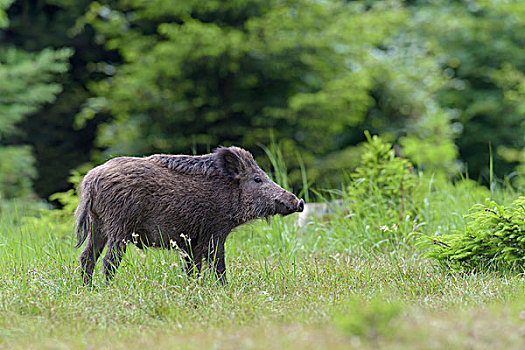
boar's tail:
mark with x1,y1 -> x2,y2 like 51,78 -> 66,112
74,180 -> 94,248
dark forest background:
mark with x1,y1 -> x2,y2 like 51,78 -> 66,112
1,0 -> 524,201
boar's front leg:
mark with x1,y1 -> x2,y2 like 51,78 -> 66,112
207,236 -> 227,283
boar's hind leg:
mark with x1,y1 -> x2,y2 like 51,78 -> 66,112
79,231 -> 108,286
102,239 -> 127,282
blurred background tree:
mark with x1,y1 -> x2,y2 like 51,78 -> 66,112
1,0 -> 524,200
4,0 -> 117,199
77,0 -> 457,190
410,0 -> 525,183
0,0 -> 71,199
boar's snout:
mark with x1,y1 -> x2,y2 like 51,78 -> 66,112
297,199 -> 305,212
275,190 -> 304,216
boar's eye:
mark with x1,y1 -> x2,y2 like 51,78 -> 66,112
254,176 -> 262,183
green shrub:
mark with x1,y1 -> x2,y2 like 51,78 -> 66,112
347,131 -> 420,239
417,197 -> 525,271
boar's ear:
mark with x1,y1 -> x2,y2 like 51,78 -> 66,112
216,147 -> 243,181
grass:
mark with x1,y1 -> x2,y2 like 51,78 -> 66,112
0,177 -> 524,349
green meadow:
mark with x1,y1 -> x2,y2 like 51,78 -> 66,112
3,0 -> 525,348
1,173 -> 523,349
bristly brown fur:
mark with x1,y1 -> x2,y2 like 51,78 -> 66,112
75,146 -> 303,286
146,147 -> 259,179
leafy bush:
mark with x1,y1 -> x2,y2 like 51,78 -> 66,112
418,197 -> 525,271
347,131 -> 420,238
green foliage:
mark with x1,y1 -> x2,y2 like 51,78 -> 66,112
411,0 -> 525,182
78,0 -> 398,150
48,170 -> 82,214
4,0 -> 113,199
0,0 -> 13,29
418,197 -> 525,272
4,0 -> 525,200
347,131 -> 420,238
0,0 -> 71,199
0,46 -> 72,137
350,131 -> 418,202
21,170 -> 83,241
360,24 -> 459,174
0,146 -> 36,199
76,0 -> 459,189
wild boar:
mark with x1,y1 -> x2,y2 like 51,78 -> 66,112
75,146 -> 304,285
